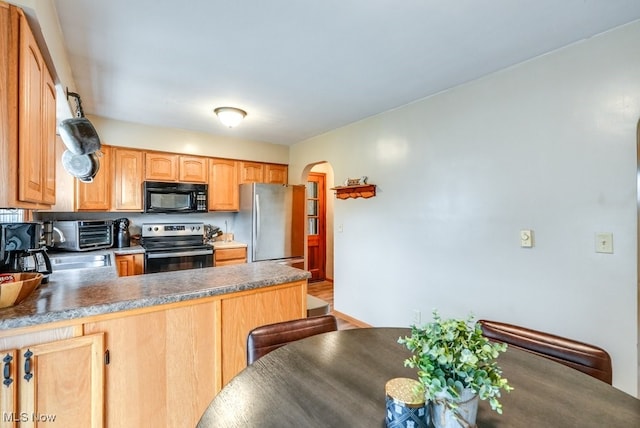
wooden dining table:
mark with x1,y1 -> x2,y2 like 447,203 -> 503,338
197,327 -> 640,427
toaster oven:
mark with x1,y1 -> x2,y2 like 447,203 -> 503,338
52,220 -> 113,251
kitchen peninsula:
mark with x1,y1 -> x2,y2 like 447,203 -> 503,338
0,262 -> 309,428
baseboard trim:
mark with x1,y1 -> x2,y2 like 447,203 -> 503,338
333,310 -> 372,328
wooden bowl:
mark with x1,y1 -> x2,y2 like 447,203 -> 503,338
0,272 -> 43,309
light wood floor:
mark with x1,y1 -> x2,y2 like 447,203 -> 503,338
307,280 -> 362,330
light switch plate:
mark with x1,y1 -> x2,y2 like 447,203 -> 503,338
595,232 -> 613,253
520,229 -> 533,248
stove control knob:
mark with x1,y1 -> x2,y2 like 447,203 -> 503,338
153,227 -> 158,232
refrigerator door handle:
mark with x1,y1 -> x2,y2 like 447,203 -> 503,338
254,193 -> 260,255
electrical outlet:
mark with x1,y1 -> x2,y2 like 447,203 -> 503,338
595,232 -> 613,254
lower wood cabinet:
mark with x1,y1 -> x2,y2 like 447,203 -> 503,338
114,254 -> 144,276
0,333 -> 104,428
84,302 -> 216,428
214,247 -> 247,266
0,281 -> 306,428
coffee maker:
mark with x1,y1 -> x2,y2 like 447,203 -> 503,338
0,222 -> 52,283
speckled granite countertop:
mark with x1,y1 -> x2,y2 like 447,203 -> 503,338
212,241 -> 248,249
0,257 -> 310,330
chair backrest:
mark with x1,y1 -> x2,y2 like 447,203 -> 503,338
247,315 -> 338,364
478,319 -> 612,384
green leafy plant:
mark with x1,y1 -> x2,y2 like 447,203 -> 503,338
398,311 -> 513,414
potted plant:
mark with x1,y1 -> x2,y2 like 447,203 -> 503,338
398,311 -> 513,428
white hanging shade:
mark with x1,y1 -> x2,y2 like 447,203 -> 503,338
214,107 -> 247,128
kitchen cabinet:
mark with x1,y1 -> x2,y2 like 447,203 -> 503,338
0,3 -> 56,209
42,69 -> 56,205
265,164 -> 288,184
114,253 -> 144,276
76,145 -> 112,211
208,158 -> 239,211
179,155 -> 208,183
145,152 -> 208,183
214,247 -> 247,266
0,333 -> 104,428
144,152 -> 178,181
83,302 -> 217,428
239,161 -> 264,184
239,162 -> 288,185
0,274 -> 306,427
113,148 -> 144,211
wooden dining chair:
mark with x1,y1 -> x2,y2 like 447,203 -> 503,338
247,315 -> 338,364
478,319 -> 612,384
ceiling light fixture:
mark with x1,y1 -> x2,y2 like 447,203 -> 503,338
214,107 -> 247,128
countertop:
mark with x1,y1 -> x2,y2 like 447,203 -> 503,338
212,240 -> 248,249
0,252 -> 310,330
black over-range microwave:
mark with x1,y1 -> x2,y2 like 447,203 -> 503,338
143,181 -> 208,213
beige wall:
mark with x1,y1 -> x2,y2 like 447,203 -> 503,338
291,20 -> 640,396
88,116 -> 289,164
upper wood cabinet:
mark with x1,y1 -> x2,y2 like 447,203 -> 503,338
113,148 -> 144,211
145,152 -> 178,181
42,69 -> 56,205
209,158 -> 239,211
265,164 -> 288,184
239,161 -> 264,184
145,152 -> 208,183
179,155 -> 208,183
0,4 -> 56,209
239,162 -> 288,185
76,145 -> 112,211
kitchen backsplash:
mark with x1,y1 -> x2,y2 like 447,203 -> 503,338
34,211 -> 238,237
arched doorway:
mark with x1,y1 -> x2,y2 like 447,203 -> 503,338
302,161 -> 335,282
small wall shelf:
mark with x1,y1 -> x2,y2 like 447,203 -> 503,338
331,184 -> 376,200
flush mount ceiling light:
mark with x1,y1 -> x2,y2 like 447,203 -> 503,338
214,107 -> 247,128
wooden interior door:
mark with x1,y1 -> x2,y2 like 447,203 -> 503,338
306,172 -> 326,281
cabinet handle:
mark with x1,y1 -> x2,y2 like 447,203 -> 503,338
23,349 -> 33,382
2,353 -> 13,387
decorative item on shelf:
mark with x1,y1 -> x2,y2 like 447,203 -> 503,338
398,311 -> 513,428
332,176 -> 376,200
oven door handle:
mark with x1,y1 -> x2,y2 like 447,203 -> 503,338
146,249 -> 213,259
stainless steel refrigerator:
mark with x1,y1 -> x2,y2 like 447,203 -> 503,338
236,183 -> 305,267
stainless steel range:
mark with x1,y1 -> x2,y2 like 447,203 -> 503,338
141,222 -> 214,274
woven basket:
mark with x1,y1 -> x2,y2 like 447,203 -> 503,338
0,272 -> 43,309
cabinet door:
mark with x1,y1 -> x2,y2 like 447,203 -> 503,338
42,69 -> 56,205
239,161 -> 264,184
84,303 -> 217,428
220,282 -> 305,384
113,148 -> 143,211
76,145 -> 111,211
115,254 -> 144,276
214,248 -> 247,266
0,350 -> 18,428
265,164 -> 288,184
209,159 -> 239,211
17,11 -> 44,204
179,156 -> 208,183
19,334 -> 104,428
145,152 -> 178,181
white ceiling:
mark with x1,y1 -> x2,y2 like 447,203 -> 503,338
52,0 -> 640,145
